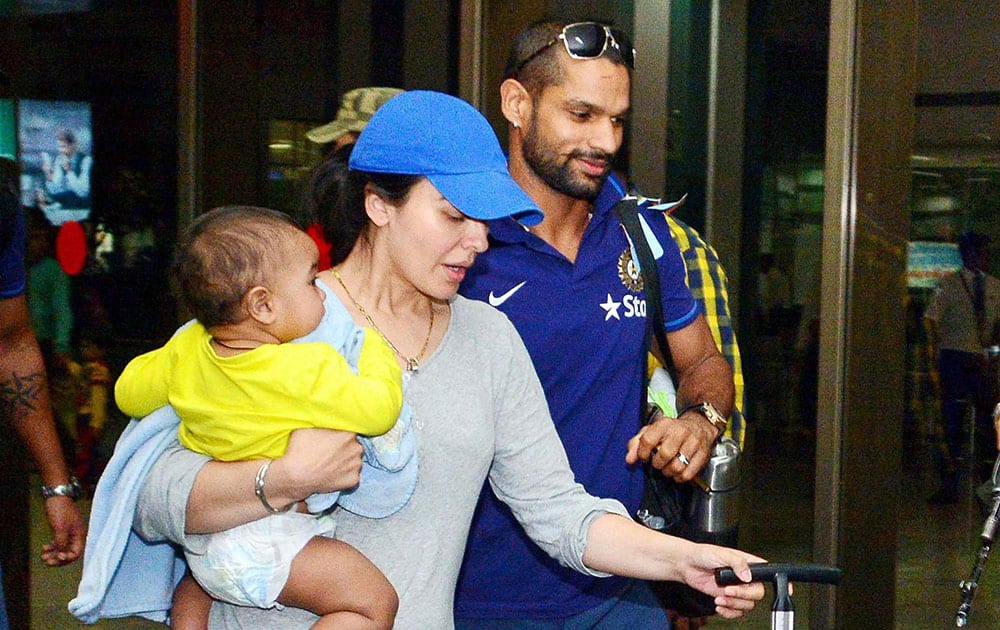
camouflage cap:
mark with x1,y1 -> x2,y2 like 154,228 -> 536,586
306,87 -> 404,144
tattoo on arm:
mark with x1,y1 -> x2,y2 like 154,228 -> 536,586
0,370 -> 46,423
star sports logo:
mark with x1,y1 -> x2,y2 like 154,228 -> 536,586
599,293 -> 646,321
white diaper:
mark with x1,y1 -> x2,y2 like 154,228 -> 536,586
185,510 -> 337,608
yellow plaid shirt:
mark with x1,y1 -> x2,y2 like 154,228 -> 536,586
654,215 -> 747,447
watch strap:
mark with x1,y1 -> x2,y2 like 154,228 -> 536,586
40,476 -> 83,500
677,402 -> 728,437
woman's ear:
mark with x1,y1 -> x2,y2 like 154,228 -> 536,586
500,78 -> 531,130
364,183 -> 391,227
244,286 -> 276,325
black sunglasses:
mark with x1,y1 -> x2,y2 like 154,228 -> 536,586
511,22 -> 636,77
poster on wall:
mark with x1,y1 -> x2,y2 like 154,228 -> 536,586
17,99 -> 92,225
907,241 -> 962,289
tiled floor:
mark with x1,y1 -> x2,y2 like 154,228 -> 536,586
25,422 -> 1000,629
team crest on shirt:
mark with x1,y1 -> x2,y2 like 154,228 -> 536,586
618,247 -> 643,293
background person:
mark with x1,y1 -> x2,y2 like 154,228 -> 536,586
24,209 -> 78,460
456,20 -> 738,628
300,86 -> 404,271
757,252 -> 792,334
305,86 -> 404,154
119,91 -> 764,629
0,156 -> 86,627
925,231 -> 1000,504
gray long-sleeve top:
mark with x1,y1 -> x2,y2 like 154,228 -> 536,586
135,294 -> 629,629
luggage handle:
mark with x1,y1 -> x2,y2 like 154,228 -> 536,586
715,562 -> 841,586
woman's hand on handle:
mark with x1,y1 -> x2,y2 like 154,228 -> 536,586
678,543 -> 766,619
583,514 -> 766,619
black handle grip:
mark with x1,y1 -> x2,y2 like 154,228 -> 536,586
715,562 -> 841,586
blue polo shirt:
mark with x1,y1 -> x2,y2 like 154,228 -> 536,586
456,173 -> 699,619
0,193 -> 27,299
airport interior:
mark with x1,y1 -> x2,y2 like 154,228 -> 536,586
1,1 -> 999,628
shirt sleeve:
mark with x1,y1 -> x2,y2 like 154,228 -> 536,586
303,329 -> 403,436
666,216 -> 746,445
643,208 -> 699,332
115,325 -> 191,418
484,313 -> 630,576
0,194 -> 27,299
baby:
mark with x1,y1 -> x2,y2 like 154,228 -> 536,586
116,206 -> 405,629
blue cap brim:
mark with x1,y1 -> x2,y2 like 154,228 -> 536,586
349,91 -> 544,227
428,169 -> 544,227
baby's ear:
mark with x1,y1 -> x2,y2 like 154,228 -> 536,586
244,286 -> 276,325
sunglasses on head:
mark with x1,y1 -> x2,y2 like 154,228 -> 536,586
512,22 -> 636,77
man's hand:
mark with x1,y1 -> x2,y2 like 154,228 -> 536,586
40,496 -> 86,566
626,411 -> 718,482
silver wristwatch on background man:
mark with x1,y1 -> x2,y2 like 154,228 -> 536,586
40,477 -> 83,501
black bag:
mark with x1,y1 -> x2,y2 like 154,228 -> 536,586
613,197 -> 739,617
641,462 -> 740,616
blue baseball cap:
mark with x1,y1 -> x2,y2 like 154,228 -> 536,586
349,90 -> 543,226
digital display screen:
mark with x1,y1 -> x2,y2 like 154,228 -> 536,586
18,99 -> 93,225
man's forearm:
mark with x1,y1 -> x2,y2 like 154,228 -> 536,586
663,316 -> 736,421
676,353 -> 735,420
0,316 -> 73,487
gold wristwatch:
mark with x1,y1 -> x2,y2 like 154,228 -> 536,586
678,402 -> 728,438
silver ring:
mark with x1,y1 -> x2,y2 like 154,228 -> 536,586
676,452 -> 691,467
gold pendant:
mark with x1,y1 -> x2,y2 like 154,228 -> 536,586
618,247 -> 643,293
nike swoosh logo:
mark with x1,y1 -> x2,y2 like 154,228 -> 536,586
488,281 -> 527,307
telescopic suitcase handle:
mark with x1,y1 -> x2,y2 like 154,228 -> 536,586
716,563 -> 841,630
715,562 -> 842,586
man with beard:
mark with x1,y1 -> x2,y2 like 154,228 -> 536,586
457,20 -> 736,629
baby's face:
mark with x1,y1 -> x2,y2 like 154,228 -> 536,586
269,229 -> 325,342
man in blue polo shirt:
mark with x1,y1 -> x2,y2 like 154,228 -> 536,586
457,21 -> 735,629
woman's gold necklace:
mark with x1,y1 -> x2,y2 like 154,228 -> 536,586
332,269 -> 434,372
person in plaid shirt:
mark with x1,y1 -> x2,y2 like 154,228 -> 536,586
665,215 -> 747,448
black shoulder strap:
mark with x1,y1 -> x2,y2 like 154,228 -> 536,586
613,197 -> 675,375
